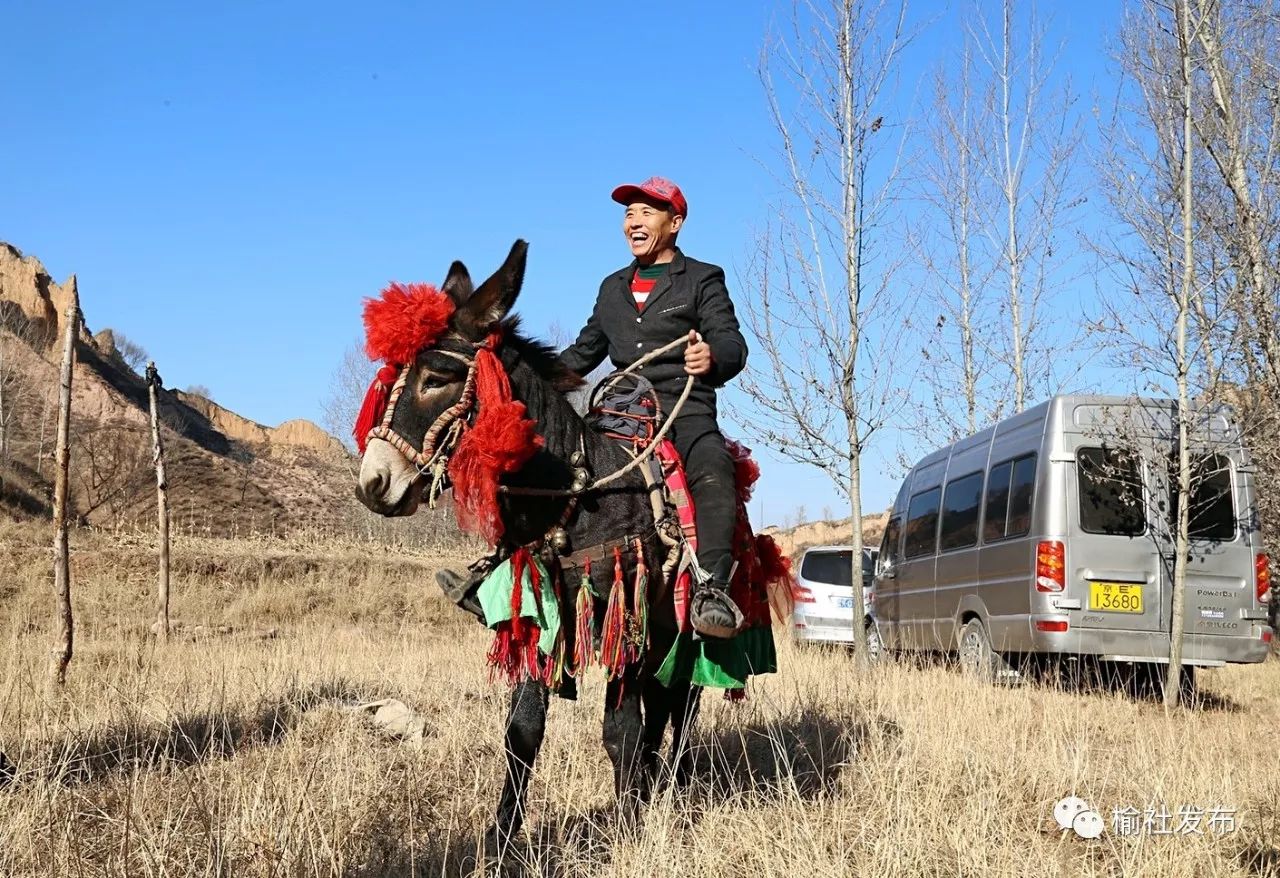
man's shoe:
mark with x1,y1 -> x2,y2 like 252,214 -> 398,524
436,567 -> 487,624
689,556 -> 744,640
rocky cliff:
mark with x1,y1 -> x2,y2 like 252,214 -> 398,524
0,241 -> 388,537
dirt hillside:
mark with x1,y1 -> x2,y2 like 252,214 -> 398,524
761,512 -> 890,560
0,241 -> 454,542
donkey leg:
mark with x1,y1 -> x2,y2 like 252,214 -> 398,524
602,677 -> 646,830
669,684 -> 702,789
489,679 -> 549,854
640,678 -> 674,793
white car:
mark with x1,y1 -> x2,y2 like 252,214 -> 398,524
792,545 -> 882,658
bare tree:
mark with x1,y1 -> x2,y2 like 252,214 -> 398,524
71,418 -> 152,527
184,384 -> 213,401
321,338 -> 369,455
912,0 -> 1082,440
114,332 -> 149,372
0,306 -> 46,491
1095,0 -> 1226,707
739,0 -> 915,665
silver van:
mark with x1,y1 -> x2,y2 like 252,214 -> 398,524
874,395 -> 1273,677
792,546 -> 878,652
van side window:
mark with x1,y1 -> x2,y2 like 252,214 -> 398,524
880,517 -> 901,570
1078,446 -> 1146,536
1006,455 -> 1037,537
904,487 -> 942,558
982,461 -> 1013,542
939,472 -> 984,551
982,453 -> 1036,542
1168,453 -> 1236,541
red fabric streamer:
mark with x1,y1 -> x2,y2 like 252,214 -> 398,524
755,533 -> 796,621
448,340 -> 544,544
725,438 -> 762,504
353,364 -> 400,454
572,558 -> 595,675
362,282 -> 455,366
486,548 -> 544,686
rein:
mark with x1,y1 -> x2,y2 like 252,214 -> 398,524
498,334 -> 696,499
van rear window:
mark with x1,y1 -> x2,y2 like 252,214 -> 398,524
1170,454 -> 1236,541
904,487 -> 942,558
1078,447 -> 1146,536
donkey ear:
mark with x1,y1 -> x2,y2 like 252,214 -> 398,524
456,240 -> 527,337
441,260 -> 473,305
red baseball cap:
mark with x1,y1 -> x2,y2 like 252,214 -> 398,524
611,176 -> 688,218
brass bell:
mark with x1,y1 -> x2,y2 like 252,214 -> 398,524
571,474 -> 589,494
569,450 -> 587,468
549,528 -> 570,553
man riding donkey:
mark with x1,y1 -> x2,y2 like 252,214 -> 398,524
442,176 -> 748,641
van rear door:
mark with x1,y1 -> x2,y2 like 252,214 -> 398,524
1165,452 -> 1254,641
1071,446 -> 1165,634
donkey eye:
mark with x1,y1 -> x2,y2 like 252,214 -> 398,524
420,374 -> 453,391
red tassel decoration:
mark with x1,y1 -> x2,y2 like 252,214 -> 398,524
573,559 -> 595,675
599,548 -> 628,680
353,364 -> 399,454
486,548 -> 544,685
448,341 -> 544,545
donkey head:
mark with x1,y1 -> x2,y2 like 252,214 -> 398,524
355,240 -> 528,516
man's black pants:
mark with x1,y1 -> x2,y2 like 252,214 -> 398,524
669,413 -> 736,575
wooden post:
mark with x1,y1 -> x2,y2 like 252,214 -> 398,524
50,275 -> 79,688
146,361 -> 171,641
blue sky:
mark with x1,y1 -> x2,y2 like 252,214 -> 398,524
2,0 -> 1124,527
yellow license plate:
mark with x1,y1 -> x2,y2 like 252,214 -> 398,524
1089,581 -> 1144,613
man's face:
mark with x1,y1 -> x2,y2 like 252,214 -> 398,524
622,198 -> 683,262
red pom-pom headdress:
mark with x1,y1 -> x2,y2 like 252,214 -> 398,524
353,282 -> 456,453
362,282 -> 456,365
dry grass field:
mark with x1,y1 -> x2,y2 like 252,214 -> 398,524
2,520 -> 1278,877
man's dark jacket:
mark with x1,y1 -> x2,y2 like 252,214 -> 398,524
558,248 -> 748,420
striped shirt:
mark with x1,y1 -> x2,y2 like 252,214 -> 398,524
631,263 -> 669,310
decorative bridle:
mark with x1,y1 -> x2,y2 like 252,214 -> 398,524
362,343 -> 481,505
353,281 -> 543,545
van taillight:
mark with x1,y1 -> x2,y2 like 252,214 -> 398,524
795,585 -> 816,604
1256,554 -> 1271,604
1036,541 -> 1065,592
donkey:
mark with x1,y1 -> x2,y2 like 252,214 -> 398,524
355,240 -> 701,847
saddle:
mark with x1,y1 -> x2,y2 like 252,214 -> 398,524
584,372 -> 787,634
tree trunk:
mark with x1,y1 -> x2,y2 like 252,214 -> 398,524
146,362 -> 171,641
1165,0 -> 1195,709
50,275 -> 78,689
839,0 -> 870,667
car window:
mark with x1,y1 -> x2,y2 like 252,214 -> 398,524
939,471 -> 984,551
800,550 -> 855,586
1169,453 -> 1236,541
904,487 -> 942,559
982,461 -> 1013,543
880,517 -> 901,569
1006,455 -> 1037,537
1078,446 -> 1146,536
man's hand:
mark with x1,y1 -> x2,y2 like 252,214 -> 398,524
684,330 -> 714,376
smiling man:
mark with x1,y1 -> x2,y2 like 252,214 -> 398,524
558,176 -> 749,639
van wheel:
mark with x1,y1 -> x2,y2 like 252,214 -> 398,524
958,618 -> 1008,682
